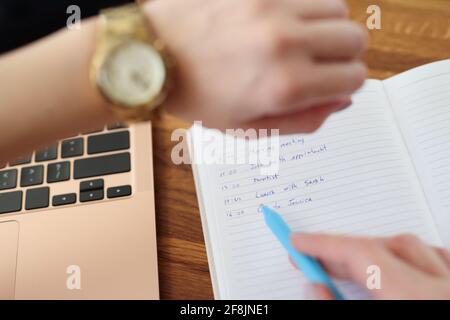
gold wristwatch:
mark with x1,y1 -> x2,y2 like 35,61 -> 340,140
91,3 -> 173,121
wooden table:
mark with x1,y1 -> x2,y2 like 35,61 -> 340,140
152,0 -> 450,299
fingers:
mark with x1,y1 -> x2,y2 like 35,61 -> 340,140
266,59 -> 366,112
290,233 -> 399,286
434,247 -> 450,269
290,233 -> 370,284
262,59 -> 365,115
312,284 -> 335,300
286,0 -> 348,20
278,5 -> 367,61
301,20 -> 368,60
278,24 -> 367,105
384,234 -> 450,277
290,233 -> 450,299
246,4 -> 367,117
289,252 -> 350,279
307,61 -> 367,97
289,256 -> 336,300
245,98 -> 350,134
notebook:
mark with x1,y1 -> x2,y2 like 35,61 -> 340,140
188,59 -> 450,299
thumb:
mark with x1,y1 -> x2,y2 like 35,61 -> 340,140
310,284 -> 335,300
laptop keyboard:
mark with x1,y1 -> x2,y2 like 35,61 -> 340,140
0,122 -> 132,215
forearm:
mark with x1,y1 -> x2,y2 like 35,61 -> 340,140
0,18 -> 114,164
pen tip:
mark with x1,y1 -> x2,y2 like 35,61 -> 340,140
260,205 -> 271,216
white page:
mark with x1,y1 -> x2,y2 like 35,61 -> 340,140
190,80 -> 441,300
384,59 -> 450,247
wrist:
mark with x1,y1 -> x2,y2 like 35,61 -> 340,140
77,18 -> 117,124
141,0 -> 180,117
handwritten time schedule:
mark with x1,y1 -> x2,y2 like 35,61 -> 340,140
190,60 -> 450,299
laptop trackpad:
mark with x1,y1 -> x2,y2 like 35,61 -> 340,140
0,221 -> 19,299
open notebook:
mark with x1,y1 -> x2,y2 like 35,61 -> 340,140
188,59 -> 450,299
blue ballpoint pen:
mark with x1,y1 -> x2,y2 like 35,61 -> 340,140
261,205 -> 345,300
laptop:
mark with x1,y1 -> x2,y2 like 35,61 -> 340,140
0,121 -> 159,299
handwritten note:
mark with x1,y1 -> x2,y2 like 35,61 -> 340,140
191,80 -> 441,299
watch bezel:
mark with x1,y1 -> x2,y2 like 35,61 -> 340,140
90,3 -> 174,121
97,40 -> 167,109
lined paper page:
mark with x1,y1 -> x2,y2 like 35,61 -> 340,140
190,80 -> 441,300
384,59 -> 450,247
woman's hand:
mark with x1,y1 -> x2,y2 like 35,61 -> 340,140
144,0 -> 368,133
291,233 -> 450,299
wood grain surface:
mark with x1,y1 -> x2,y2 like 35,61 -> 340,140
153,0 -> 450,299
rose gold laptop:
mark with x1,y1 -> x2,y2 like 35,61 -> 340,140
0,122 -> 159,299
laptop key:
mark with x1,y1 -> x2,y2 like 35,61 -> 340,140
10,154 -> 32,166
82,126 -> 105,135
80,179 -> 104,192
0,191 -> 22,214
0,169 -> 17,190
26,187 -> 49,210
107,122 -> 128,130
20,165 -> 44,187
35,145 -> 58,162
53,193 -> 77,206
107,185 -> 132,199
80,189 -> 104,202
87,131 -> 130,155
61,138 -> 84,158
74,152 -> 131,179
47,161 -> 70,183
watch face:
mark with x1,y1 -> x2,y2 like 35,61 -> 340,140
98,40 -> 166,107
